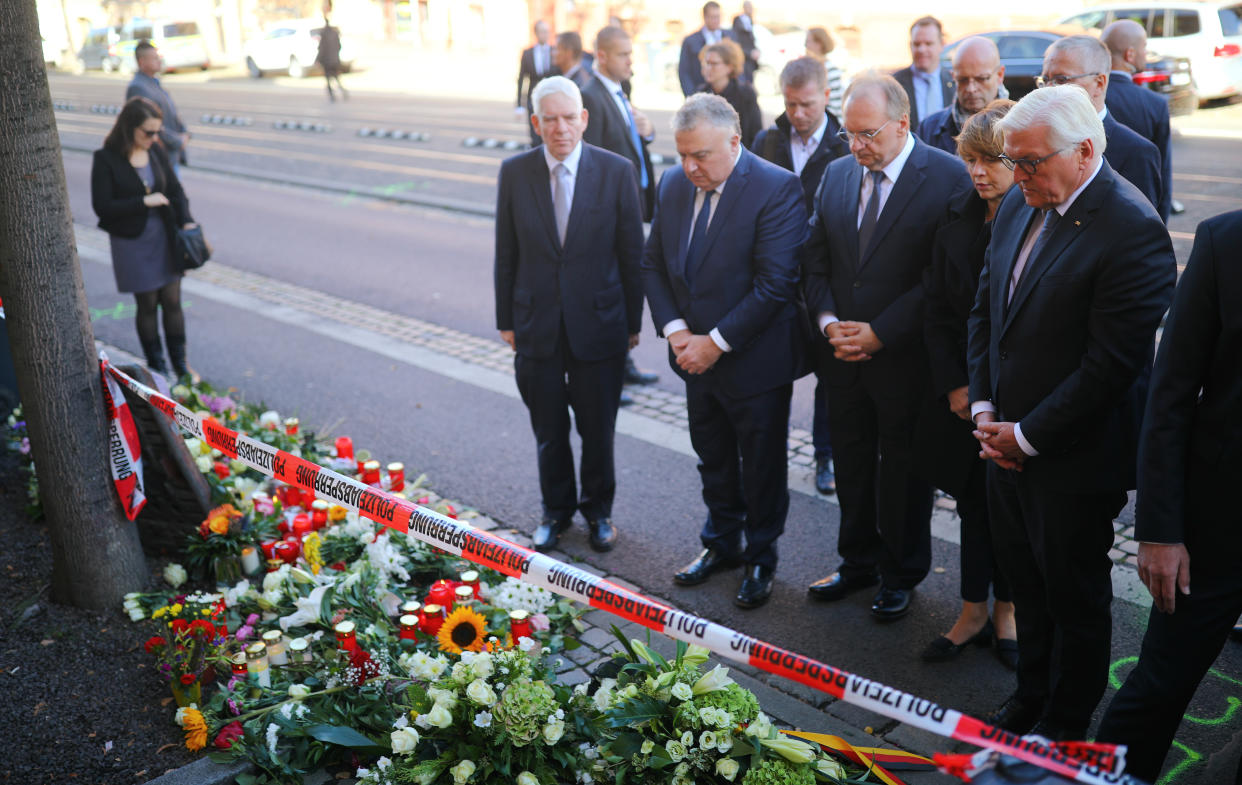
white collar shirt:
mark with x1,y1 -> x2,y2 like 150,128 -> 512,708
856,132 -> 916,227
790,114 -> 828,176
543,140 -> 583,204
702,27 -> 723,45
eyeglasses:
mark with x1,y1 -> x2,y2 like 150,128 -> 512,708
997,147 -> 1069,175
837,119 -> 892,146
954,74 -> 996,88
139,127 -> 161,138
1034,72 -> 1100,88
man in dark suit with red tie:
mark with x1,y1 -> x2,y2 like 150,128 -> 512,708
495,76 -> 645,554
644,93 -> 807,609
967,85 -> 1176,741
517,21 -> 558,145
1096,209 -> 1242,781
801,72 -> 971,620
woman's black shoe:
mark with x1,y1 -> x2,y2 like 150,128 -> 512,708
920,619 -> 994,662
995,637 -> 1019,670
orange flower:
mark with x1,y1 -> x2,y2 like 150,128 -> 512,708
181,707 -> 208,751
204,504 -> 241,536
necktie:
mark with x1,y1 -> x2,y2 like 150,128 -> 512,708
552,163 -> 571,245
685,190 -> 716,277
1010,209 -> 1059,299
618,90 -> 649,188
856,170 -> 885,260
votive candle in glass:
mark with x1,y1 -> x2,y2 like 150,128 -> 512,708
400,600 -> 421,617
245,641 -> 271,688
387,462 -> 405,492
291,513 -> 313,540
460,570 -> 480,600
362,460 -> 382,485
334,436 -> 354,460
230,651 -> 248,678
284,417 -> 299,435
454,585 -> 475,609
419,604 -> 445,636
240,546 -> 261,576
398,614 -> 419,649
310,500 -> 329,529
334,620 -> 358,652
509,609 -> 533,642
288,636 -> 312,664
262,630 -> 288,666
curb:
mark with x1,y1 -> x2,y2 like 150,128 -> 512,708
142,756 -> 253,785
60,143 -> 495,219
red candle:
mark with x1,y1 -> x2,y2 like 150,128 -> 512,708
398,614 -> 419,641
509,610 -> 533,642
362,460 -> 381,485
291,514 -> 312,539
387,462 -> 405,492
213,461 -> 230,479
460,570 -> 481,600
310,500 -> 329,529
335,436 -> 354,460
426,579 -> 457,608
260,539 -> 279,561
334,620 -> 357,652
230,651 -> 248,678
284,417 -> 299,435
276,484 -> 301,510
419,605 -> 445,636
274,539 -> 300,564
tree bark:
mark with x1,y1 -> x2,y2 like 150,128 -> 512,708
0,0 -> 148,608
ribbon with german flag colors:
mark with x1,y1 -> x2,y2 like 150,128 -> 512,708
784,730 -> 935,785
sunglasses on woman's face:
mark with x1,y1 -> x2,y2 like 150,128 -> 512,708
139,127 -> 161,138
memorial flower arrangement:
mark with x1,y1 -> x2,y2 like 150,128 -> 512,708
142,591 -> 233,707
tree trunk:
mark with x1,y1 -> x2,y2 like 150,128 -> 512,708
0,0 -> 148,609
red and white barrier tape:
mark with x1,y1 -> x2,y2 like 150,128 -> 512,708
102,358 -> 1135,785
100,355 -> 147,520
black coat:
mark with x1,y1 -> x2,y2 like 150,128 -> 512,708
1107,71 -> 1172,223
517,45 -> 556,108
494,144 -> 645,362
316,25 -> 342,71
90,144 -> 192,239
696,79 -> 762,149
1136,210 -> 1242,568
914,105 -> 959,156
892,66 -> 955,131
580,76 -> 656,221
1103,114 -> 1163,220
751,110 -> 848,211
967,162 -> 1176,492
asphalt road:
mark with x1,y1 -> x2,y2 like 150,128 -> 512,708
52,71 -> 1242,784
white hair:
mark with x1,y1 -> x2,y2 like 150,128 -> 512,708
996,83 -> 1106,159
1046,35 -> 1112,76
531,76 -> 582,116
672,93 -> 740,137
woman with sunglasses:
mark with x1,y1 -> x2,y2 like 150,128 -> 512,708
90,96 -> 197,380
916,99 -> 1019,668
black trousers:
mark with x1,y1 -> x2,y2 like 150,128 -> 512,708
1097,570 -> 1242,781
957,460 -> 1010,604
988,465 -> 1125,730
686,378 -> 792,571
514,329 -> 626,523
828,374 -> 933,589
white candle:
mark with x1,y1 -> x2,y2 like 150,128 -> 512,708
241,546 -> 261,575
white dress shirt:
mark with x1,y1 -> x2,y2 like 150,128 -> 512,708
661,149 -> 742,352
543,141 -> 583,205
816,133 -> 916,333
702,27 -> 723,45
592,67 -> 633,130
970,155 -> 1105,457
534,44 -> 551,76
790,115 -> 828,176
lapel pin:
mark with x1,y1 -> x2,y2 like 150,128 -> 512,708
1074,220 -> 1081,226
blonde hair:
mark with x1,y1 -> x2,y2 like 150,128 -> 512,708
956,99 -> 1015,159
700,39 -> 745,79
806,26 -> 834,57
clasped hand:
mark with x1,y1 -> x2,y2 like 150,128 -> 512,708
971,411 -> 1026,471
825,320 -> 881,361
668,330 -> 721,375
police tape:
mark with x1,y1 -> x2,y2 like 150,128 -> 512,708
102,359 -> 1139,785
100,356 -> 146,520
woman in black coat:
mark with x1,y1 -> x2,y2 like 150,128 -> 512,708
696,40 -> 762,148
91,96 -> 196,379
916,99 -> 1018,668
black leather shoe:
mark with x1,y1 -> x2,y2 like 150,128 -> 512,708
532,518 -> 571,552
920,619 -> 994,662
871,586 -> 912,620
1029,720 -> 1087,742
808,570 -> 879,601
814,457 -> 836,495
995,638 -> 1019,671
674,548 -> 741,586
586,518 -> 617,552
619,390 -> 634,407
985,694 -> 1043,735
735,565 -> 774,609
624,356 -> 659,385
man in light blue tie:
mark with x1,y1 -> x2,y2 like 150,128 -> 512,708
891,17 -> 955,131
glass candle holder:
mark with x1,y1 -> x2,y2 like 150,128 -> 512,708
400,600 -> 422,617
459,570 -> 480,600
419,604 -> 445,636
245,641 -> 271,688
284,417 -> 299,435
287,637 -> 312,664
230,651 -> 248,678
426,579 -> 456,608
387,462 -> 405,492
398,614 -> 419,650
454,585 -> 475,609
362,460 -> 382,485
310,500 -> 329,529
334,620 -> 357,652
240,546 -> 262,576
334,436 -> 354,460
291,513 -> 313,540
262,630 -> 288,666
509,609 -> 533,642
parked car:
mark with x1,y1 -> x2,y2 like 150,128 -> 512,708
78,26 -> 122,72
941,30 -> 1197,115
1059,1 -> 1242,101
244,19 -> 354,79
112,19 -> 211,73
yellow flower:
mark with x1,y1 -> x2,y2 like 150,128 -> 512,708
152,607 -> 168,619
437,607 -> 488,654
302,532 -> 324,575
170,603 -> 184,616
181,708 -> 208,751
328,505 -> 348,522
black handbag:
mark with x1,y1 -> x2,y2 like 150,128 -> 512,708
175,225 -> 211,270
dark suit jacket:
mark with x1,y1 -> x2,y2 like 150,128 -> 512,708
1135,211 -> 1242,565
1107,72 -> 1172,223
696,79 -> 763,148
892,66 -> 955,131
563,62 -> 592,89
915,105 -> 960,156
1103,113 -> 1163,219
494,144 -> 645,362
516,45 -> 556,108
966,162 -> 1177,493
679,29 -> 736,96
731,14 -> 758,76
91,144 -> 192,238
580,75 -> 656,220
802,138 -> 973,388
751,110 -> 848,213
125,73 -> 187,161
642,149 -> 808,398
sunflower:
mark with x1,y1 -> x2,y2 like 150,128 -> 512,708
181,707 -> 208,751
437,606 -> 488,654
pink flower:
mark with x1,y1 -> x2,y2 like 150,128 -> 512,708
235,625 -> 254,642
18,437 -> 30,455
245,613 -> 260,626
530,613 -> 551,632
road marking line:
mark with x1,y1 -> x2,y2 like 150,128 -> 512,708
74,232 -> 1152,608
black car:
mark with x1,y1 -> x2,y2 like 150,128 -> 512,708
941,30 -> 1197,114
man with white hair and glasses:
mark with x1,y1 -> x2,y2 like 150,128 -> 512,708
967,84 -> 1176,740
